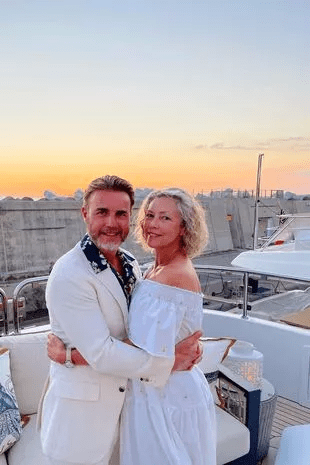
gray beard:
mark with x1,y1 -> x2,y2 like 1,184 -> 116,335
90,234 -> 123,254
98,241 -> 120,252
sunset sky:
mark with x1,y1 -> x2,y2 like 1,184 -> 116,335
1,1 -> 309,198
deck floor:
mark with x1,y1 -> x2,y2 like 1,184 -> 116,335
261,396 -> 310,464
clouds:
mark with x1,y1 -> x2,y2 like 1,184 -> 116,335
195,137 -> 310,152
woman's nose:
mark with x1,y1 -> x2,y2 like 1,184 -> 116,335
149,216 -> 159,227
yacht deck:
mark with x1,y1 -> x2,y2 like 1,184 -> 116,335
261,396 -> 310,464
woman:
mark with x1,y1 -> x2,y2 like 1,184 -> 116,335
120,188 -> 216,465
47,188 -> 216,465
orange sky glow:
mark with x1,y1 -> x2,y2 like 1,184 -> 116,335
1,2 -> 309,199
1,145 -> 309,198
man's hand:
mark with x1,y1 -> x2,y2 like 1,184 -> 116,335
47,333 -> 88,366
172,331 -> 203,372
47,333 -> 66,364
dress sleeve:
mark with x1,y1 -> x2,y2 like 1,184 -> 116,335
128,290 -> 186,359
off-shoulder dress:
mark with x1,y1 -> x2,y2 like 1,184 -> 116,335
120,279 -> 216,465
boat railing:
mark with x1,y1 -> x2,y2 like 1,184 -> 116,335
260,214 -> 310,250
12,276 -> 49,334
194,265 -> 252,318
3,265 -> 310,334
0,287 -> 9,335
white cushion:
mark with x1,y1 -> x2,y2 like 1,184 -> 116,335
198,337 -> 236,374
7,410 -> 250,465
216,405 -> 250,465
275,424 -> 310,465
7,414 -> 49,465
0,454 -> 7,465
0,332 -> 50,415
198,337 -> 236,401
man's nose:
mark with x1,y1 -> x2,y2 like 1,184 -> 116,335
105,214 -> 118,227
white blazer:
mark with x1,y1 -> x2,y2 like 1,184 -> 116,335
41,242 -> 173,464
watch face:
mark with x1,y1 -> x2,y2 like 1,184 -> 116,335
64,360 -> 74,368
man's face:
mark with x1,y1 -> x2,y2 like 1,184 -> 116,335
82,190 -> 131,253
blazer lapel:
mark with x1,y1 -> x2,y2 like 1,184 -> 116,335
95,267 -> 129,328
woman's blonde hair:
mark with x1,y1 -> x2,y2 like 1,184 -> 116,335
136,188 -> 208,258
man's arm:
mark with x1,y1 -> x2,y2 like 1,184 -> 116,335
47,266 -> 175,386
47,331 -> 203,371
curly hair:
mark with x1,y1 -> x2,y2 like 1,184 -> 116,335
83,175 -> 135,208
136,188 -> 208,258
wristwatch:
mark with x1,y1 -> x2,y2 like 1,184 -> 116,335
64,346 -> 74,368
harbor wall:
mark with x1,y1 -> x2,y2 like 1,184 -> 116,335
0,196 -> 310,281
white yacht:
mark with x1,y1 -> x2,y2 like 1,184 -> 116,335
231,213 -> 310,281
1,236 -> 310,464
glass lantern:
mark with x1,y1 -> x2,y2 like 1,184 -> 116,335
223,340 -> 264,389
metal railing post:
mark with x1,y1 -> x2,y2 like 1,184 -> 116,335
0,288 -> 9,335
12,276 -> 49,333
242,272 -> 250,319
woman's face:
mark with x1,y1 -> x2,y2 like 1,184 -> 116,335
142,196 -> 184,250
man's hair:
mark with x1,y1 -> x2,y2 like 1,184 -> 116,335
136,188 -> 208,258
83,175 -> 135,208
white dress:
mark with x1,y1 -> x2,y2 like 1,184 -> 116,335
120,279 -> 217,465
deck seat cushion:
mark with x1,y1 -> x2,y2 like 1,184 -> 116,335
7,414 -> 48,465
0,332 -> 50,416
7,408 -> 250,465
216,405 -> 250,465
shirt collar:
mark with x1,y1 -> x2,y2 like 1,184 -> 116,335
80,234 -> 136,305
80,233 -> 135,274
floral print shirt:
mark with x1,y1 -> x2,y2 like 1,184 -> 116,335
80,234 -> 137,305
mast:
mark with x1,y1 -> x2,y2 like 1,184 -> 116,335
253,153 -> 264,249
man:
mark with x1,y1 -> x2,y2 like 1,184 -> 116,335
40,175 -> 202,465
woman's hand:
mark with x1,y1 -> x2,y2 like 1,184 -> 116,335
172,331 -> 203,371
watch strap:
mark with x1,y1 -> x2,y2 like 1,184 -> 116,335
66,346 -> 72,363
65,346 -> 74,368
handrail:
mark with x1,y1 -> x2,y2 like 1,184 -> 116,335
12,275 -> 49,333
261,217 -> 295,249
194,265 -> 250,318
0,288 -> 8,335
194,264 -> 310,285
6,264 -> 310,334
194,264 -> 310,319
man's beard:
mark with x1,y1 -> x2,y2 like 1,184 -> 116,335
90,230 -> 127,254
95,238 -> 121,252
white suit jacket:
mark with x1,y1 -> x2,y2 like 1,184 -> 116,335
40,242 -> 173,464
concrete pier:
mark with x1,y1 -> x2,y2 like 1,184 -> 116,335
0,193 -> 310,281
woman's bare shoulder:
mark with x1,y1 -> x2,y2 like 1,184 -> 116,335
161,260 -> 201,293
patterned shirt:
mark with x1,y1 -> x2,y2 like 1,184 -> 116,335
80,234 -> 137,305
